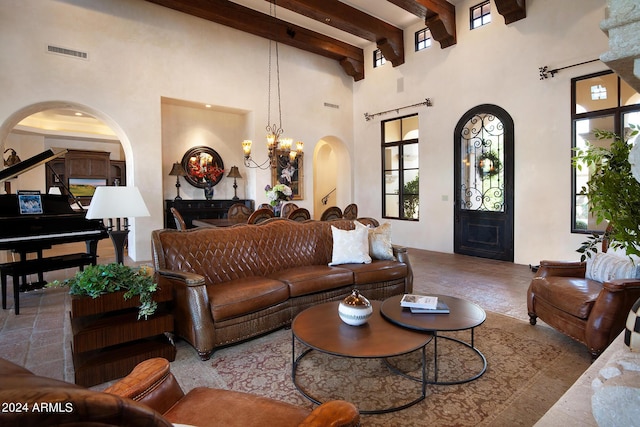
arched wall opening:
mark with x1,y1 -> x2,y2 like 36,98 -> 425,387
0,101 -> 145,261
313,136 -> 352,218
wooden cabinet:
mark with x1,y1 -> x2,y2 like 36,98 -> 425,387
109,160 -> 126,186
70,286 -> 175,387
65,150 -> 110,178
165,199 -> 254,229
45,158 -> 66,192
45,150 -> 126,202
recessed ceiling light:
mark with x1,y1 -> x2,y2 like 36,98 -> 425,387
75,112 -> 83,116
205,104 -> 212,108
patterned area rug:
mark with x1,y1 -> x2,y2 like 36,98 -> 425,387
167,311 -> 590,427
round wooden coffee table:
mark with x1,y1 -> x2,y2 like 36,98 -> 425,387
291,300 -> 433,414
380,294 -> 487,385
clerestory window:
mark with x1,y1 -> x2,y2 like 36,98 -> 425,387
471,1 -> 491,29
415,28 -> 432,51
373,49 -> 386,68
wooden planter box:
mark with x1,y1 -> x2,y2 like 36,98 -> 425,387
70,285 -> 173,317
70,285 -> 176,387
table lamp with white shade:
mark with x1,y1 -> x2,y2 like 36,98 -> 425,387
86,186 -> 150,264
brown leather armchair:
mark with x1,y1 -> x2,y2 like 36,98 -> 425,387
0,357 -> 360,427
527,259 -> 640,359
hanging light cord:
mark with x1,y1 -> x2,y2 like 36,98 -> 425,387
267,1 -> 283,139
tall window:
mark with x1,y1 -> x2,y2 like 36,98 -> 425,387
415,28 -> 432,51
571,70 -> 640,233
373,49 -> 386,68
382,115 -> 419,220
471,1 -> 491,29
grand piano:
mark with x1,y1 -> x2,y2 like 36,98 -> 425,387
0,149 -> 109,313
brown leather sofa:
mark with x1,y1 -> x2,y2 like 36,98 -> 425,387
152,218 -> 413,360
0,357 -> 359,427
527,259 -> 640,359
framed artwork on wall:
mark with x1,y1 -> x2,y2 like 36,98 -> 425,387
181,146 -> 225,189
272,151 -> 303,200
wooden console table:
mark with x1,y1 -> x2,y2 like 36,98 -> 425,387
164,199 -> 254,229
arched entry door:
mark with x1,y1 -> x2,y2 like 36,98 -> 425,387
454,104 -> 514,261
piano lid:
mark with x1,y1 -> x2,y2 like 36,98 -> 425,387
0,148 -> 68,183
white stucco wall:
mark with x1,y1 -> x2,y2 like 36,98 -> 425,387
352,0 -> 610,265
0,0 -> 354,260
0,0 -> 614,265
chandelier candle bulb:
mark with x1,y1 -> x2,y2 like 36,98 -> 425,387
242,140 -> 252,158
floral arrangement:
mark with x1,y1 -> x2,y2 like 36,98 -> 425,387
265,183 -> 292,206
188,159 -> 224,184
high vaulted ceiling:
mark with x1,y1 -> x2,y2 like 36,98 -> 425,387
145,0 -> 526,81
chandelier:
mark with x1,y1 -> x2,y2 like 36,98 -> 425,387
242,1 -> 303,170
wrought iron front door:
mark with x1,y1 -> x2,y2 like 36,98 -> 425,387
454,105 -> 514,261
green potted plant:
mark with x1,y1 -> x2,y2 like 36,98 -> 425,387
573,123 -> 640,259
48,263 -> 158,319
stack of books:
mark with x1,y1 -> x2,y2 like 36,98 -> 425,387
400,294 -> 450,314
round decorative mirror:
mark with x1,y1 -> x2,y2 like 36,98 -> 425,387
181,146 -> 225,189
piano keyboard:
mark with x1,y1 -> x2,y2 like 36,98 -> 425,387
0,229 -> 105,243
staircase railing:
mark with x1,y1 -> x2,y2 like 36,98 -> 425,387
321,188 -> 336,205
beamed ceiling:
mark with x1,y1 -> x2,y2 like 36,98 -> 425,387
145,0 -> 526,81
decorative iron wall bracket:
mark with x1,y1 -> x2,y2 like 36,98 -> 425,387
364,98 -> 433,121
539,58 -> 599,80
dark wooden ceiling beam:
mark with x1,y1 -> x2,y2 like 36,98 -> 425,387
494,0 -> 526,24
386,0 -> 456,48
145,0 -> 365,80
270,0 -> 404,67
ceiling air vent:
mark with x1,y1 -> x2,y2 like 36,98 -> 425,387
323,102 -> 340,109
47,45 -> 88,60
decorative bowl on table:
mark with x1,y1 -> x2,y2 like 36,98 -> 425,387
338,289 -> 373,326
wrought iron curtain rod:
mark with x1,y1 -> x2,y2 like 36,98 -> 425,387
539,58 -> 600,80
364,98 -> 433,121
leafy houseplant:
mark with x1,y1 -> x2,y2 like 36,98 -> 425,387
48,263 -> 158,319
403,174 -> 419,219
573,124 -> 640,259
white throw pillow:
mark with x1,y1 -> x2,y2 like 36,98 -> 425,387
329,224 -> 372,266
367,222 -> 395,260
586,252 -> 640,282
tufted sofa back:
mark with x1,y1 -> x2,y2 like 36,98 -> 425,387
152,219 -> 358,286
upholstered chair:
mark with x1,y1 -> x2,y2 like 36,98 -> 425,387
0,357 -> 360,427
342,203 -> 358,220
247,207 -> 275,224
320,206 -> 342,221
227,203 -> 252,222
528,251 -> 640,359
170,207 -> 187,231
280,202 -> 299,218
287,207 -> 311,221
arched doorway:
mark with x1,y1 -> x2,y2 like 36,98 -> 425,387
0,101 -> 143,260
453,104 -> 514,261
313,137 -> 352,219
